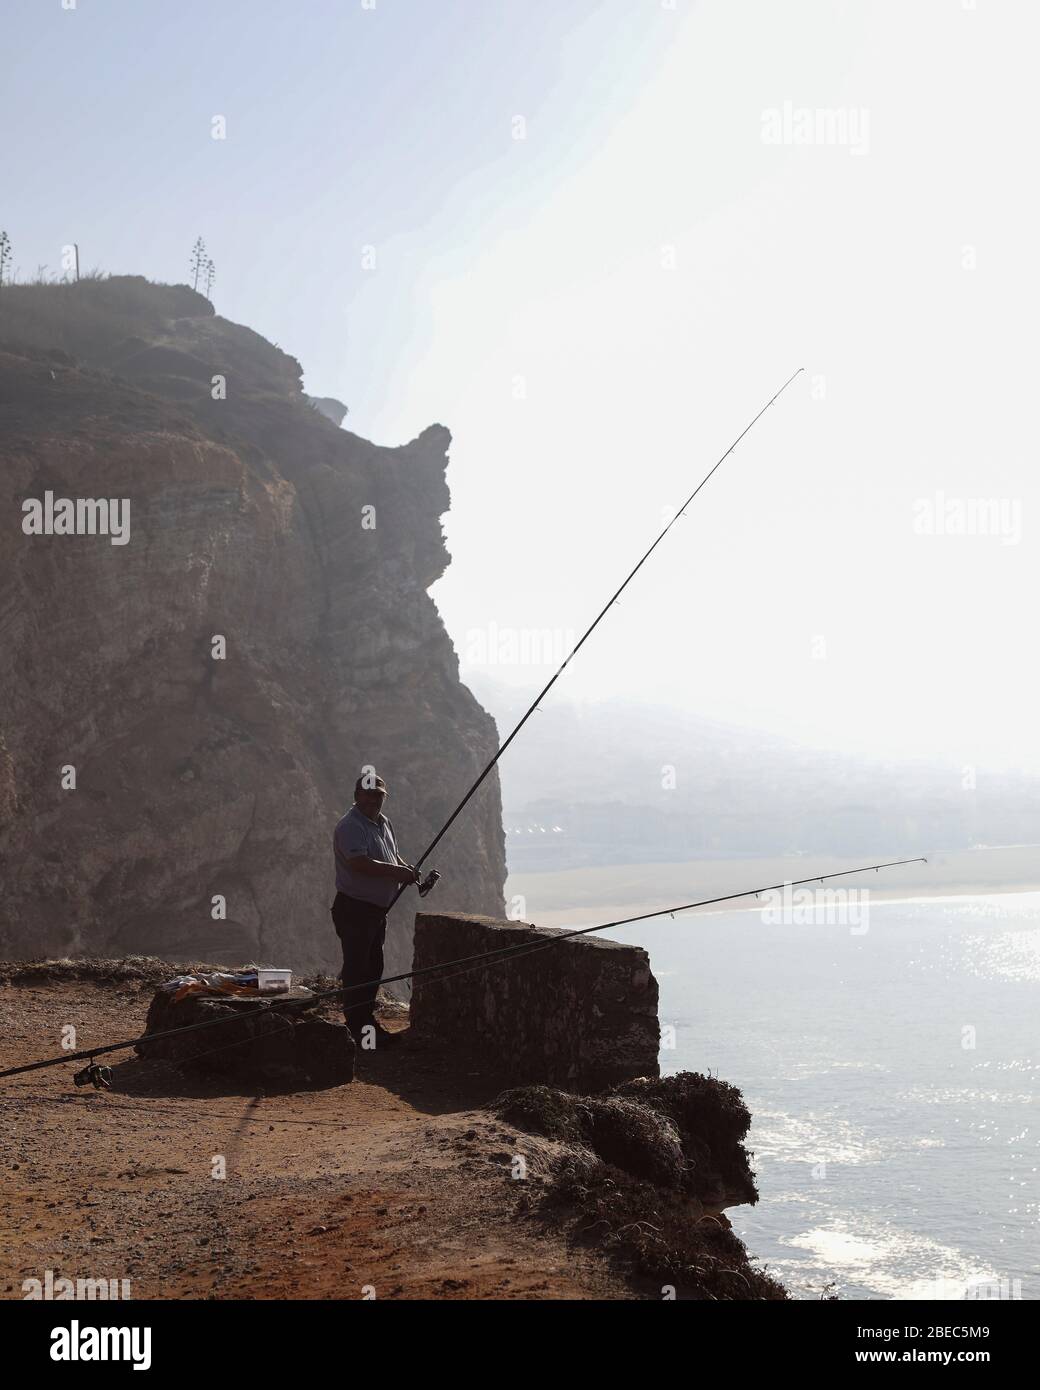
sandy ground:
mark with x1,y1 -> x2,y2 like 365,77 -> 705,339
0,978 -> 633,1301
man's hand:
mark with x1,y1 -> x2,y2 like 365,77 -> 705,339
395,864 -> 421,886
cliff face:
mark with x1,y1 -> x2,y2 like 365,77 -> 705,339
0,276 -> 506,972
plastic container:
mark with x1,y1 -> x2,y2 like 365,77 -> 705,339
257,968 -> 292,995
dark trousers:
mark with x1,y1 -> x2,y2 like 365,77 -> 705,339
331,892 -> 388,1034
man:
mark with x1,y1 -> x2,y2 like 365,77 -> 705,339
331,774 -> 419,1042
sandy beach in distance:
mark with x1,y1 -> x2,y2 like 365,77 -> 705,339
506,844 -> 1040,929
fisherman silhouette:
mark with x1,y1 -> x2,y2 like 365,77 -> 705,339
331,774 -> 418,1044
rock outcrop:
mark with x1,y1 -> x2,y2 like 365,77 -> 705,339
136,987 -> 355,1086
305,395 -> 349,427
0,276 -> 506,971
491,1072 -> 784,1299
494,1071 -> 759,1210
410,911 -> 660,1090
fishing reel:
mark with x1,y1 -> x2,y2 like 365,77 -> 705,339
73,1060 -> 112,1091
416,869 -> 441,898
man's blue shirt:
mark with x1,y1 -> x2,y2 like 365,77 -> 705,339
333,805 -> 400,907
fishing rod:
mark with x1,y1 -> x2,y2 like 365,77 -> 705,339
155,855 -> 930,1072
304,854 -> 926,1012
401,366 -> 805,903
0,368 -> 808,1088
0,856 -> 924,1084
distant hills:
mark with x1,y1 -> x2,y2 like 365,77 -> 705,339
464,674 -> 1040,872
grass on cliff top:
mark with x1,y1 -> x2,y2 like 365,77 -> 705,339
493,1074 -> 779,1299
0,274 -> 212,362
547,1160 -> 787,1301
0,274 -> 305,403
493,1073 -> 758,1206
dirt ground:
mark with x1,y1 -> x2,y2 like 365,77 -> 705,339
0,976 -> 636,1301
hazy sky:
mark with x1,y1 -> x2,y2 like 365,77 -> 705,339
5,1 -> 1037,776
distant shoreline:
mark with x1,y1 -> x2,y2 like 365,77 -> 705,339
506,845 -> 1040,928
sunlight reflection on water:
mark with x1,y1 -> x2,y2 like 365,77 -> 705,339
618,891 -> 1039,1300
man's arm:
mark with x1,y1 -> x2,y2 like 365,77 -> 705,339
346,854 -> 417,885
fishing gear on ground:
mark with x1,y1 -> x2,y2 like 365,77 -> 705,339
72,1061 -> 112,1091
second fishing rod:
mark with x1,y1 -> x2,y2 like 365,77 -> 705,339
394,366 -> 805,906
0,855 -> 925,1085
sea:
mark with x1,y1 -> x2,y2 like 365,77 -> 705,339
595,891 -> 1038,1301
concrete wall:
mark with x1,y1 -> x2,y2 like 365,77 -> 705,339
410,912 -> 660,1092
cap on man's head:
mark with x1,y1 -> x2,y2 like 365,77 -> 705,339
355,773 -> 388,799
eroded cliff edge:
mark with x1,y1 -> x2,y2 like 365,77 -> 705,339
0,276 -> 506,971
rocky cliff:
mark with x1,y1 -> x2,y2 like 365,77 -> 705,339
0,275 -> 506,972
